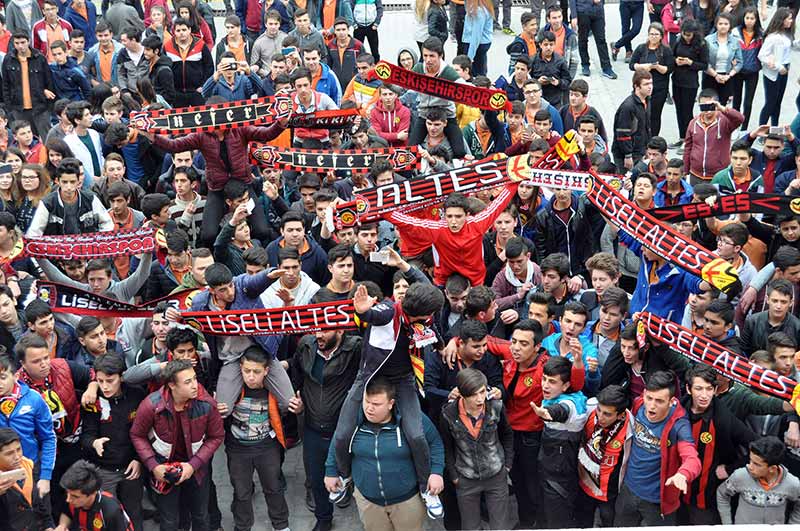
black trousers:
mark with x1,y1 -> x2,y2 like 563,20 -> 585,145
702,74 -> 735,105
732,70 -> 759,130
650,85 -> 668,136
673,82 -> 698,139
353,25 -> 380,61
201,184 -> 271,248
510,430 -> 541,528
408,116 -> 467,158
578,12 -> 612,70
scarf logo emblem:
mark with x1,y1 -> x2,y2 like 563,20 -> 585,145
523,376 -> 533,387
374,63 -> 392,80
700,431 -> 713,444
609,439 -> 622,449
0,399 -> 14,416
791,197 -> 800,215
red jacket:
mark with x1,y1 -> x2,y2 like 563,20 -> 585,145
31,18 -> 73,57
129,385 -> 224,484
369,98 -> 411,147
682,107 -> 745,180
488,335 -> 585,432
152,123 -> 285,191
631,396 -> 702,515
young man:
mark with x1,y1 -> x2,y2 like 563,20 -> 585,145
129,360 -> 224,531
717,436 -> 800,524
168,166 -> 205,247
576,385 -> 632,528
1,31 -> 56,138
530,31 -> 572,107
655,158 -> 694,207
613,371 -> 701,526
24,299 -> 78,360
27,159 -> 114,236
80,353 -> 146,531
50,39 -> 92,102
249,10 -> 287,75
342,54 -> 382,118
490,236 -> 541,312
713,222 -> 757,297
529,253 -> 578,317
329,283 -> 447,517
287,9 -> 326,58
560,79 -> 608,140
530,356 -> 589,528
439,368 -> 514,530
612,71 -> 653,171
0,354 -> 56,503
582,286 -> 629,368
260,247 -> 320,308
682,91 -> 744,182
712,141 -> 764,193
326,377 -> 445,526
534,188 -> 593,285
201,52 -> 263,102
521,79 -> 564,133
31,0 -> 72,60
213,15 -> 253,64
505,12 -> 538,75
678,364 -> 757,524
56,460 -> 133,531
290,67 -> 339,147
386,189 -> 518,287
162,18 -> 214,107
740,278 -> 800,356
115,26 -> 148,93
541,301 -> 602,395
73,316 -> 109,367
702,300 -> 743,354
326,17 -> 364,90
0,427 -> 51,530
85,21 -> 121,86
225,347 -> 290,531
302,46 -> 342,105
12,120 -> 47,164
579,252 -> 622,321
285,298 -> 361,531
61,102 -> 104,185
265,211 -> 329,285
631,136 -> 668,181
324,244 -> 356,299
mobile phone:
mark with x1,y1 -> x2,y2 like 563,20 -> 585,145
698,102 -> 715,112
525,124 -> 536,135
223,62 -> 237,71
245,198 -> 255,214
769,126 -> 785,135
0,468 -> 26,482
369,250 -> 390,264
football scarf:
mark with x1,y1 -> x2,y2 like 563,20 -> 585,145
652,193 -> 800,222
331,131 -> 582,228
526,167 -> 624,192
0,382 -> 21,417
578,415 -> 626,478
180,300 -> 358,336
129,95 -> 293,134
249,144 -> 421,172
287,108 -> 360,129
22,227 -> 159,260
368,61 -> 512,112
37,281 -> 197,318
640,312 -> 799,401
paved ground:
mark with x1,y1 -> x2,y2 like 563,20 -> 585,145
137,7 -> 800,531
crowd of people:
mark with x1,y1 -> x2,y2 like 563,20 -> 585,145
0,0 -> 800,530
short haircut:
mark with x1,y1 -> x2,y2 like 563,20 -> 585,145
166,229 -> 190,254
141,193 -> 171,219
142,35 -> 162,51
562,301 -> 589,322
633,172 -> 657,189
85,259 -> 113,277
166,327 -> 198,351
50,39 -> 67,52
686,363 -> 717,387
586,252 -> 620,278
749,436 -> 785,466
731,140 -> 752,156
596,384 -> 629,413
204,263 -> 234,287
241,345 -> 269,366
356,53 -> 375,66
162,359 -> 194,384
421,36 -> 444,57
224,14 -> 241,27
667,158 -> 684,170
647,136 -> 668,153
705,300 -> 734,325
59,460 -> 101,495
767,277 -> 794,299
76,316 -> 102,338
293,7 -> 309,18
645,370 -> 676,397
464,285 -> 495,318
24,299 -> 53,325
369,159 -> 394,180
456,367 -> 488,397
365,376 -> 396,401
445,273 -> 469,295
107,181 -> 132,201
505,237 -> 529,260
0,427 -> 20,450
452,54 -> 472,72
600,286 -> 629,314
539,30 -> 556,42
750,350 -> 774,366
14,334 -> 48,362
718,222 -> 749,248
277,246 -> 301,265
767,331 -> 797,353
527,291 -> 555,315
297,172 -> 322,190
533,109 -> 551,123
543,355 -> 572,383
242,246 -> 269,267
402,283 -> 445,317
280,210 -> 304,229
521,12 -> 536,25
65,101 -> 91,126
223,179 -> 249,202
569,78 -> 588,95
426,107 -> 448,123
291,67 -> 312,85
327,243 -> 353,265
513,318 -> 545,345
443,192 -> 469,213
576,115 -> 597,130
632,70 -> 652,88
95,20 -> 112,34
458,319 -> 488,343
540,253 -> 570,277
697,88 -> 719,101
120,25 -> 142,41
774,246 -> 800,271
93,353 -> 126,376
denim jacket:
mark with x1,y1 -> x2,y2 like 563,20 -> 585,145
705,32 -> 743,75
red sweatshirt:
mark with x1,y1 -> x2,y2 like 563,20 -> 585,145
387,182 -> 518,286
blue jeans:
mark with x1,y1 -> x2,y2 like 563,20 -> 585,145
471,43 -> 491,76
615,1 -> 644,53
760,72 -> 789,126
304,427 -> 335,523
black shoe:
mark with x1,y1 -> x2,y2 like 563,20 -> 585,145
312,521 -> 333,531
306,486 -> 316,512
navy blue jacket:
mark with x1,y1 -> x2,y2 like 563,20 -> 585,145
50,57 -> 92,101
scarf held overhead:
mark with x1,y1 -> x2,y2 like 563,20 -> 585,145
368,61 -> 513,112
652,192 -> 800,222
331,131 -> 582,228
37,281 -> 197,317
181,300 -> 358,336
640,312 -> 799,400
23,227 -> 159,261
287,108 -> 360,129
249,144 -> 421,172
129,95 -> 293,134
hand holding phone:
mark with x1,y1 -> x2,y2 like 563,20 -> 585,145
369,250 -> 390,264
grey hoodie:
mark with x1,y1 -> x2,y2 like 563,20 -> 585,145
717,465 -> 800,525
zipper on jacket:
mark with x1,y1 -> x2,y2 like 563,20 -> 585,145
374,430 -> 387,501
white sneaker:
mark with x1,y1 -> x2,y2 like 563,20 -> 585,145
328,477 -> 352,504
421,491 -> 444,519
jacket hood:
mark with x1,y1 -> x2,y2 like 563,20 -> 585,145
154,54 -> 172,68
396,46 -> 418,65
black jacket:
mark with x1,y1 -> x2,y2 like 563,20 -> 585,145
533,194 -> 594,278
143,261 -> 180,300
740,311 -> 800,356
439,398 -> 513,482
149,54 -> 176,106
1,47 -> 53,112
0,459 -> 51,531
600,342 -> 691,396
680,395 -> 756,510
80,383 -> 147,470
612,92 -> 651,160
287,334 -> 361,434
671,37 -> 708,89
427,5 -> 449,43
629,43 -> 674,92
530,51 -> 572,106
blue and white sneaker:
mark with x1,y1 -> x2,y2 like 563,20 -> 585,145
328,477 -> 352,504
421,491 -> 444,519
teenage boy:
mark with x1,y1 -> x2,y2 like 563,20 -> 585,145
162,18 -> 214,107
528,253 -> 579,317
717,436 -> 800,524
712,141 -> 764,193
582,286 -> 629,368
439,368 -> 514,530
534,189 -> 593,283
614,371 -> 701,526
329,283 -> 447,517
80,353 -> 146,531
260,247 -> 320,308
541,301 -> 602,396
0,427 -> 51,530
580,252 -> 623,321
169,166 -> 205,248
655,159 -> 694,207
56,460 -> 133,531
561,79 -> 609,140
12,120 -> 47,164
612,71 -> 653,171
702,300 -> 743,355
62,102 -> 104,186
490,236 -> 541,312
740,278 -> 800,355
505,13 -> 538,75
23,299 -> 79,360
530,356 -> 589,528
226,347 -> 290,531
324,244 -> 356,299
530,31 -> 572,107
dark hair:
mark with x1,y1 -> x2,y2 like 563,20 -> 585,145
600,286 -> 629,315
443,192 -> 469,213
697,88 -> 719,102
632,70 -> 652,88
107,181 -> 132,201
767,277 -> 794,299
15,334 -> 48,362
142,35 -> 162,51
539,30 -> 556,42
667,158 -> 684,170
401,283 -> 445,317
0,427 -> 20,449
774,246 -> 800,271
596,385 -> 629,413
166,327 -> 198,352
24,299 -> 53,326
426,107 -> 448,123
141,193 -> 171,220
223,179 -> 249,202
204,263 -> 234,287
241,345 -> 269,366
569,78 -> 589,95
750,436 -> 785,466
95,20 -> 112,34
290,67 -> 313,85
369,159 -> 394,181
645,370 -> 676,397
93,353 -> 126,376
280,210 -> 304,229
327,243 -> 353,265
718,222 -> 749,248
730,140 -> 752,156
705,300 -> 734,325
647,136 -> 668,153
767,331 -> 797,355
452,54 -> 472,72
421,36 -> 444,57
365,376 -> 396,400
764,7 -> 795,37
456,367 -> 487,397
686,364 -> 717,388
513,318 -> 545,345
527,292 -> 555,316
464,285 -> 495,318
165,229 -> 190,254
633,172 -> 658,189
505,237 -> 529,260
576,115 -> 597,130
242,246 -> 269,267
120,25 -> 142,41
65,101 -> 91,126
50,39 -> 68,52
445,273 -> 469,295
458,319 -> 488,343
297,173 -> 321,191
540,253 -> 570,277
76,316 -> 102,338
543,355 -> 572,383
59,460 -> 101,494
533,109 -> 551,123
163,359 -> 194,384
562,301 -> 589,323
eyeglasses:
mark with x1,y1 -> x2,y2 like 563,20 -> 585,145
716,237 -> 735,246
